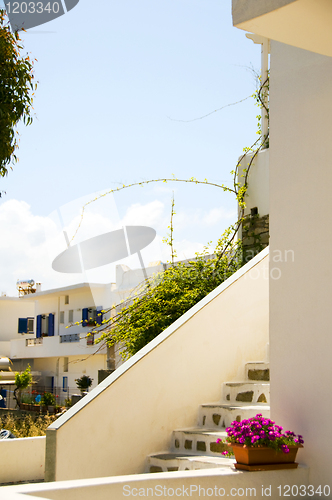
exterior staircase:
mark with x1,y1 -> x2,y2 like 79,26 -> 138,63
146,360 -> 270,473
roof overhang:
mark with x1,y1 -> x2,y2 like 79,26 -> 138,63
232,0 -> 332,57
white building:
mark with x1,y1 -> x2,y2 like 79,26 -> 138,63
10,282 -> 110,401
0,295 -> 34,358
0,261 -> 167,404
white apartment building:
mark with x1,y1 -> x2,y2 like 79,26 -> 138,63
0,261 -> 166,405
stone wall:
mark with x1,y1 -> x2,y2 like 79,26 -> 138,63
242,214 -> 269,264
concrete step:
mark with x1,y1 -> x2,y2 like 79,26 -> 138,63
171,428 -> 229,456
245,362 -> 270,381
198,403 -> 270,429
146,453 -> 236,473
222,381 -> 270,404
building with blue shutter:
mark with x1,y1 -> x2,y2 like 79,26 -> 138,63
9,282 -> 111,402
1,261 -> 166,405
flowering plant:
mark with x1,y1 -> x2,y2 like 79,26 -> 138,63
218,414 -> 304,456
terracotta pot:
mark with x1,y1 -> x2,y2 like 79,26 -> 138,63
229,443 -> 303,471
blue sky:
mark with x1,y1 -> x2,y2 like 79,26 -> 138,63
0,0 -> 260,295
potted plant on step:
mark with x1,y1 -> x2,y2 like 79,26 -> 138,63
41,392 -> 56,413
217,414 -> 304,471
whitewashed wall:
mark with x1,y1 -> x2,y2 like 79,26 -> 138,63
0,436 -> 45,484
45,250 -> 269,482
238,149 -> 269,218
269,41 -> 332,487
0,298 -> 34,356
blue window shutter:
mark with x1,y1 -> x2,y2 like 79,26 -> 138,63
96,307 -> 103,326
18,318 -> 28,334
36,315 -> 42,338
48,314 -> 54,336
63,376 -> 68,392
82,308 -> 88,327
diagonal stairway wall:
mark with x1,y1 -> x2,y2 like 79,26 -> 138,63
45,248 -> 269,482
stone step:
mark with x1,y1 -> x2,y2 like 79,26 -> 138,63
171,428 -> 229,456
245,362 -> 270,381
222,381 -> 270,404
146,453 -> 236,473
198,403 -> 270,429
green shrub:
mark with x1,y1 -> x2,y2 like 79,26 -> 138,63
41,392 -> 55,406
75,375 -> 93,393
0,413 -> 57,437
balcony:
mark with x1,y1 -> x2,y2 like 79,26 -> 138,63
11,334 -> 106,359
232,0 -> 332,57
60,334 -> 80,343
26,338 -> 43,347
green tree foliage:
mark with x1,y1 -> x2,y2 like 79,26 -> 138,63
14,364 -> 33,407
75,375 -> 93,394
41,392 -> 55,406
76,78 -> 270,361
96,226 -> 242,359
0,10 -> 36,176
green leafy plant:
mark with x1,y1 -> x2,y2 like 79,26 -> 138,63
0,413 -> 57,437
67,77 -> 270,360
20,394 -> 35,404
75,375 -> 93,394
0,9 -> 37,177
14,364 -> 33,408
95,225 -> 242,359
41,392 -> 55,406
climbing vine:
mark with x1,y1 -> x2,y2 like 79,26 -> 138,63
73,76 -> 270,360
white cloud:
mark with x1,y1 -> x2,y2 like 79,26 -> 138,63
121,200 -> 165,227
203,207 -> 237,226
0,200 -> 57,296
0,195 -> 236,297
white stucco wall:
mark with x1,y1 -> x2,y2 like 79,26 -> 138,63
233,0 -> 332,58
269,41 -> 332,487
0,298 -> 35,355
45,250 -> 269,482
0,436 -> 45,484
238,149 -> 269,218
1,467 -> 309,500
33,284 -> 107,338
32,354 -> 107,394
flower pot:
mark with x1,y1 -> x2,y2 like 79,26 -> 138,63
230,443 -> 303,471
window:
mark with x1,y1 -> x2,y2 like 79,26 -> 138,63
63,357 -> 68,372
27,318 -> 34,332
62,376 -> 68,392
41,315 -> 49,335
68,310 -> 74,323
65,295 -> 69,305
36,313 -> 55,337
60,311 -> 64,324
18,317 -> 34,334
82,307 -> 103,327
